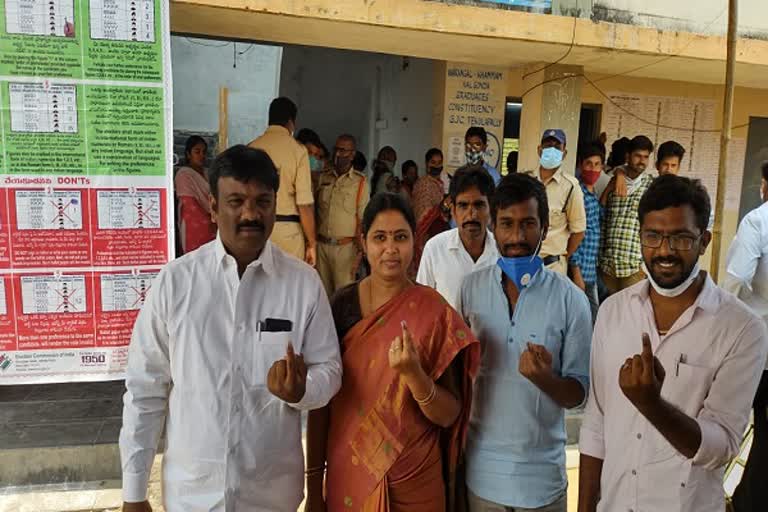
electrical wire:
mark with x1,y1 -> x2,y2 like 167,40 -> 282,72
521,15 -> 578,80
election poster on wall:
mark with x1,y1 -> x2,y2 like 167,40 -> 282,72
441,62 -> 507,174
0,0 -> 173,383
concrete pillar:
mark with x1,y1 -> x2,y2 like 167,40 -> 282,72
519,64 -> 584,175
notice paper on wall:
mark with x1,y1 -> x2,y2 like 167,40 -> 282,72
0,0 -> 173,384
602,92 -> 747,212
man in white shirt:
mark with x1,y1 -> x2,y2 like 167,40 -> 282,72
724,162 -> 768,325
727,163 -> 768,512
579,175 -> 768,512
120,145 -> 342,512
417,167 -> 498,309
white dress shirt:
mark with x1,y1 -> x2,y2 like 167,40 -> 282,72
580,276 -> 768,512
417,228 -> 499,309
724,202 -> 768,330
119,236 -> 342,512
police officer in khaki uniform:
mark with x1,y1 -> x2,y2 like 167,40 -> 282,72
315,134 -> 370,296
249,97 -> 316,265
525,129 -> 586,276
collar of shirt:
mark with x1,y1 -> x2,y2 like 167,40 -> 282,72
629,273 -> 720,337
265,125 -> 291,137
214,233 -> 276,275
448,227 -> 497,257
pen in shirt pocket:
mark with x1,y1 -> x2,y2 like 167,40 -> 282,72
675,353 -> 687,377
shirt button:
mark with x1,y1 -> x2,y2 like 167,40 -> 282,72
238,325 -> 245,333
632,470 -> 637,476
234,405 -> 240,413
637,433 -> 642,439
511,321 -> 515,326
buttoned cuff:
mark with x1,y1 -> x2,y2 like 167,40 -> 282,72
692,418 -> 728,469
289,373 -> 321,411
122,471 -> 150,503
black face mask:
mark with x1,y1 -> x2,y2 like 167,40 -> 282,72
428,166 -> 443,176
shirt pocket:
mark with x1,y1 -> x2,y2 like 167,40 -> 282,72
648,362 -> 714,462
549,209 -> 567,233
251,332 -> 291,388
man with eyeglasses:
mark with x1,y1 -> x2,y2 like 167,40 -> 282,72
465,127 -> 501,186
578,175 -> 768,512
315,134 -> 370,296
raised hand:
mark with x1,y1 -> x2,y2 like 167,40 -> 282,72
267,343 -> 308,403
519,342 -> 554,386
619,333 -> 666,411
389,321 -> 424,378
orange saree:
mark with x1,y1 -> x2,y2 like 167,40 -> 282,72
326,284 -> 480,512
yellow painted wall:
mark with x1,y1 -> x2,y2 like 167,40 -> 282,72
505,71 -> 768,278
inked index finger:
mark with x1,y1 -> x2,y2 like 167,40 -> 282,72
285,342 -> 296,378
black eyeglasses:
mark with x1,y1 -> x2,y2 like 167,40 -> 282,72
640,231 -> 700,251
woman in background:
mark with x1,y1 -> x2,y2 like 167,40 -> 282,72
174,135 -> 216,254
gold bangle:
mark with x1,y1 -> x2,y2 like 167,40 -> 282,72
414,381 -> 437,406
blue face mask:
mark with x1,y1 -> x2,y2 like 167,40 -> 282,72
309,156 -> 323,172
497,255 -> 544,290
539,147 -> 564,170
497,232 -> 545,290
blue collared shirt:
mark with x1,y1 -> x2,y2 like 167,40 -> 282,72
483,161 -> 501,185
569,183 -> 603,284
458,265 -> 592,508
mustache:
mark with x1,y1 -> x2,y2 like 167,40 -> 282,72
462,221 -> 481,229
503,243 -> 532,252
236,221 -> 265,232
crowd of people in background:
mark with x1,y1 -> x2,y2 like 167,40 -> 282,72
140,95 -> 768,512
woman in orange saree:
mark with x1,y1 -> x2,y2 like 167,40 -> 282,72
306,193 -> 479,512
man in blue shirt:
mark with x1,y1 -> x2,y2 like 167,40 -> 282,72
459,173 -> 592,512
569,143 -> 605,324
465,126 -> 501,185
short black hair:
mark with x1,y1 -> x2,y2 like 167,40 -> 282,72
184,135 -> 207,158
638,174 -> 711,233
608,137 -> 631,168
361,192 -> 416,237
629,135 -> 654,155
450,167 -> 495,201
491,173 -> 549,227
763,161 -> 768,182
352,151 -> 367,172
465,126 -> 488,145
402,160 -> 417,174
208,145 -> 280,200
295,128 -> 322,147
268,97 -> 298,127
506,151 -> 519,174
425,148 -> 443,163
578,143 -> 605,164
657,140 -> 686,165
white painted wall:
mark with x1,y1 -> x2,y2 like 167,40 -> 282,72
592,0 -> 768,37
170,36 -> 282,147
280,45 -> 435,177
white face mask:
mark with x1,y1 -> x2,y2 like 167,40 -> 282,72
642,260 -> 701,298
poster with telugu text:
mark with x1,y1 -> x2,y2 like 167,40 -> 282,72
0,0 -> 172,383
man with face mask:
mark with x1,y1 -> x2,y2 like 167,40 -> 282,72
579,175 -> 768,512
465,127 -> 501,185
726,163 -> 768,512
569,144 -> 605,324
525,129 -> 587,277
315,134 -> 370,296
459,173 -> 592,512
249,97 -> 317,267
